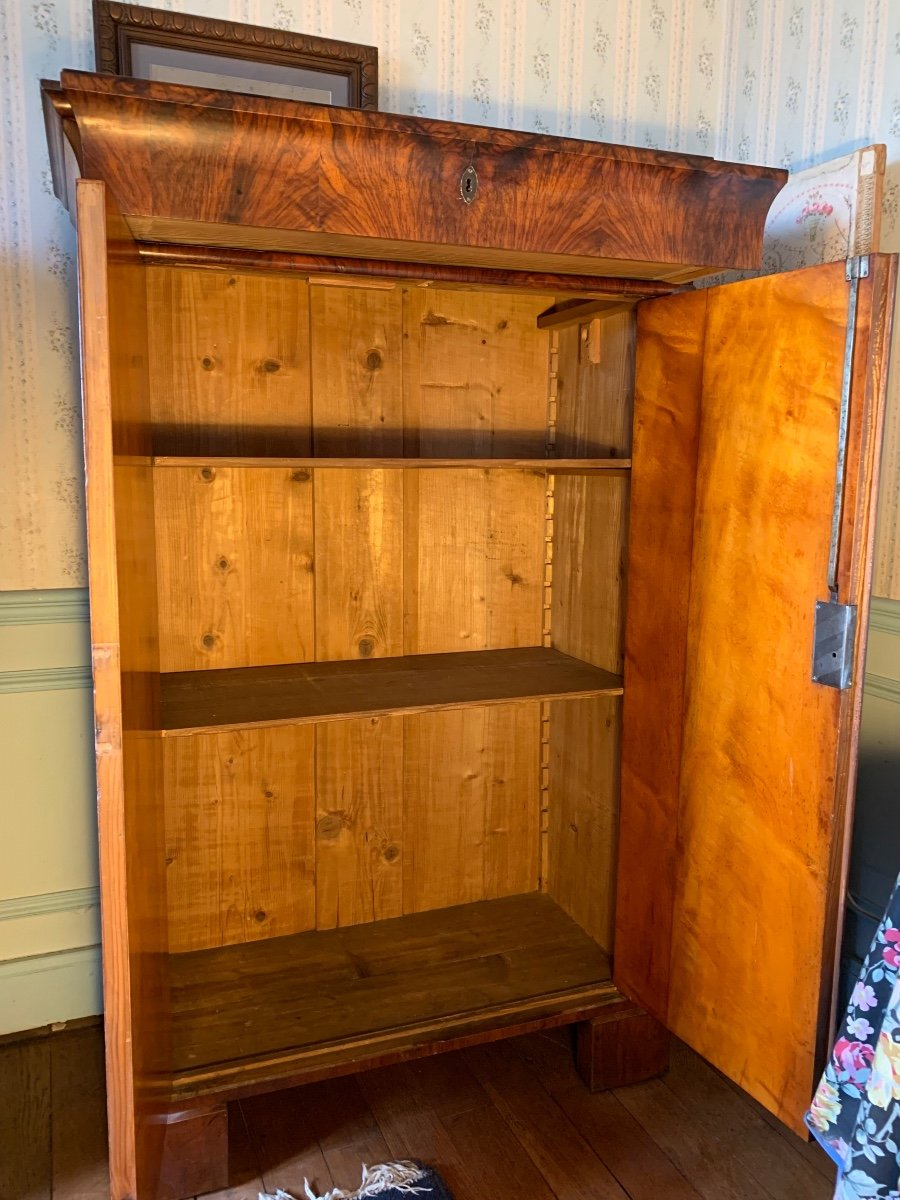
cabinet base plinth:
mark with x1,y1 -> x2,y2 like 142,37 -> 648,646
156,1103 -> 229,1200
575,1001 -> 670,1091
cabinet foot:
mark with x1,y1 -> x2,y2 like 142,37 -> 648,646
156,1103 -> 229,1200
575,1001 -> 670,1092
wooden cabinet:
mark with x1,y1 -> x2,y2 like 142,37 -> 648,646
44,69 -> 896,1200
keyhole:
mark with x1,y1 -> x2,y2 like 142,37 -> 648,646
460,165 -> 478,204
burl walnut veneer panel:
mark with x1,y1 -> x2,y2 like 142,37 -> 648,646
46,71 -> 785,281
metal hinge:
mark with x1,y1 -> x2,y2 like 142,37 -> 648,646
811,255 -> 868,690
812,600 -> 857,689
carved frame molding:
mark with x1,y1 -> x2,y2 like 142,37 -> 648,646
92,1 -> 379,110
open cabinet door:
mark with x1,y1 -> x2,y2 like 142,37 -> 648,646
76,180 -> 170,1198
616,255 -> 896,1133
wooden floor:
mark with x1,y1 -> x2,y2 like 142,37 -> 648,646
1,1021 -> 836,1200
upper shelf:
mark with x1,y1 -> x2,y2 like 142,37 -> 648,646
43,71 -> 786,284
160,646 -> 623,736
151,456 -> 630,473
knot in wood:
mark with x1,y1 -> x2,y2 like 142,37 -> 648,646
317,813 -> 344,840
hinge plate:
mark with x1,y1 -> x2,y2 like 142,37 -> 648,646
812,599 -> 857,689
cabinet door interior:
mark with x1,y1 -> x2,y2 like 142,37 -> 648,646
617,256 -> 897,1133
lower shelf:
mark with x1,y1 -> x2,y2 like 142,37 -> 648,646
169,892 -> 616,1102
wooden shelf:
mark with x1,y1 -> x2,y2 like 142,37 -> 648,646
168,892 -> 616,1102
151,456 -> 630,474
160,646 -> 623,735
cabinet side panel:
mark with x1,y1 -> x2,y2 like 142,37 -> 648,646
615,289 -> 707,1014
547,696 -> 620,949
164,726 -> 316,952
147,266 -> 312,456
155,466 -> 315,670
315,716 -> 404,930
554,314 -> 635,458
310,284 -> 404,455
76,180 -> 169,1200
402,704 -> 541,913
552,318 -> 634,673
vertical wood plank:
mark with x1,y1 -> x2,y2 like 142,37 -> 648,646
547,696 -> 620,948
154,466 -> 315,671
165,726 -> 316,952
315,716 -> 404,929
310,284 -> 404,455
147,267 -> 312,456
314,469 -> 404,661
402,289 -> 552,457
51,1027 -> 110,1200
402,703 -> 540,913
408,469 -> 545,654
0,1041 -> 51,1200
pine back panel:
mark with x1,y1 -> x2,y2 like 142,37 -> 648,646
150,273 -> 552,948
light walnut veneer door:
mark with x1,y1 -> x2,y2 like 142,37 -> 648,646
616,256 -> 897,1133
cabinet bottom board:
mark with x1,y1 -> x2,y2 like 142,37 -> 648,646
167,892 -> 616,1102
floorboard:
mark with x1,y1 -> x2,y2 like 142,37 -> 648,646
0,1037 -> 52,1200
2,1022 -> 836,1200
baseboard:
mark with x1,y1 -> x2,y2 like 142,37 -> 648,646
0,945 -> 102,1037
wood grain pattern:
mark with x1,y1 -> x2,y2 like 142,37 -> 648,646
547,697 -> 621,949
168,893 -> 615,1102
164,726 -> 316,952
0,1040 -> 51,1200
466,1040 -> 631,1200
614,289 -> 707,1018
156,1105 -> 229,1200
619,259 -> 896,1134
575,1003 -> 670,1093
76,180 -> 170,1200
315,716 -> 404,929
154,465 -> 315,671
403,289 -> 551,457
137,241 -> 681,299
313,469 -> 404,661
402,705 -> 541,913
160,647 -> 622,734
406,470 -> 546,653
50,1027 -> 110,1200
310,284 -> 403,455
51,71 -> 785,278
152,455 -> 628,471
5,1023 -> 833,1200
147,267 -> 312,456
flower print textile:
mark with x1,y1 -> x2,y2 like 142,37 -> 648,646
806,875 -> 900,1199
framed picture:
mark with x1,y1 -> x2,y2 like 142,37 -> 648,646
92,2 -> 378,110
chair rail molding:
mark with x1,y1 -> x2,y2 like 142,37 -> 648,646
0,588 -> 89,625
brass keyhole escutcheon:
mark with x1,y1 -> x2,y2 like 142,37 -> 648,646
460,165 -> 478,204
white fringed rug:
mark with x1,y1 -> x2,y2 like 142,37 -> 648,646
260,1160 -> 454,1200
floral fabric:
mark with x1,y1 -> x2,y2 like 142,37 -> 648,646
807,876 -> 900,1199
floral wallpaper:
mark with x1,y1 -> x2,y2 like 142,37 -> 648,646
2,0 -> 900,590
